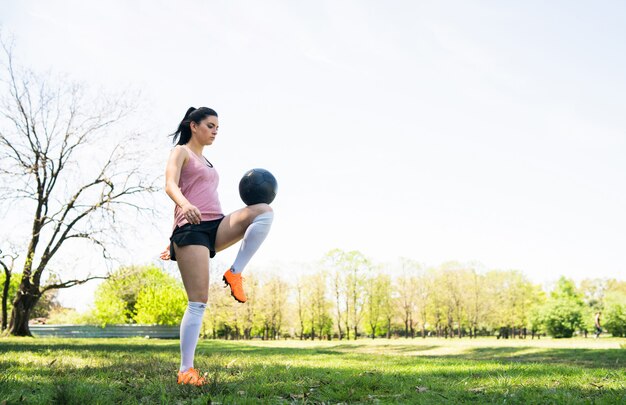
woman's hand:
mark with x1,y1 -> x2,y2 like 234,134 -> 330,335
181,203 -> 202,224
160,245 -> 171,260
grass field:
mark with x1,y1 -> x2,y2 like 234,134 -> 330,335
1,336 -> 625,404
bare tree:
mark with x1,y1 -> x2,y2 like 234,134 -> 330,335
0,41 -> 159,336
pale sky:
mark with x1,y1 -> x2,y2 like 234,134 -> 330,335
1,0 -> 625,309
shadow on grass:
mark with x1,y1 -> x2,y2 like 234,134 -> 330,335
429,346 -> 626,370
326,343 -> 442,353
0,338 -> 347,357
0,338 -> 178,353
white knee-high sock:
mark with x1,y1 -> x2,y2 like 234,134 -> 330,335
180,301 -> 206,372
231,211 -> 274,274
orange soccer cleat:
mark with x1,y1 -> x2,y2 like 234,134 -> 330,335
177,367 -> 207,386
223,269 -> 247,303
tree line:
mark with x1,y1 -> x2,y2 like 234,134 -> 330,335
5,249 -> 625,339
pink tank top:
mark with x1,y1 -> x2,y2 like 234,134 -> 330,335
173,145 -> 223,228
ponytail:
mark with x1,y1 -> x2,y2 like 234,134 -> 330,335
170,107 -> 218,145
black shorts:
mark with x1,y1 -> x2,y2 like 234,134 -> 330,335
169,217 -> 224,261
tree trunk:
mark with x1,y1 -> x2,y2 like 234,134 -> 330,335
386,318 -> 391,339
2,271 -> 10,331
345,296 -> 350,340
335,287 -> 343,340
8,287 -> 41,336
337,320 -> 343,340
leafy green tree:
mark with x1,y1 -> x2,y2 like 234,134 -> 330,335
541,300 -> 584,338
484,270 -> 537,338
414,270 -> 431,338
426,268 -> 446,337
294,276 -> 307,339
93,281 -> 129,326
324,249 -> 368,339
527,286 -> 547,338
134,283 -> 186,326
396,258 -> 421,338
256,274 -> 288,339
324,249 -> 348,340
603,291 -> 626,337
465,269 -> 488,338
241,274 -> 259,339
378,274 -> 396,338
539,277 -> 585,338
439,262 -> 467,338
364,273 -> 391,338
91,265 -> 186,326
302,271 -> 332,340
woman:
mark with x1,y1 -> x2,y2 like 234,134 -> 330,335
161,107 -> 274,386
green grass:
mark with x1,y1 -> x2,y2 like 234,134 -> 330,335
1,337 -> 625,404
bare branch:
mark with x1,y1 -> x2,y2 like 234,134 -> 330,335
34,144 -> 157,279
0,121 -> 32,169
65,232 -> 112,259
40,274 -> 108,293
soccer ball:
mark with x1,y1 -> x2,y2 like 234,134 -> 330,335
238,168 -> 278,205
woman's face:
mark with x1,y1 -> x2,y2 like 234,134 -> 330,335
191,116 -> 219,145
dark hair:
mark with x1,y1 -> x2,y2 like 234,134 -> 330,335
170,107 -> 218,145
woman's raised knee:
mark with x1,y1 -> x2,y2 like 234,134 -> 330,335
251,203 -> 272,216
255,202 -> 272,212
